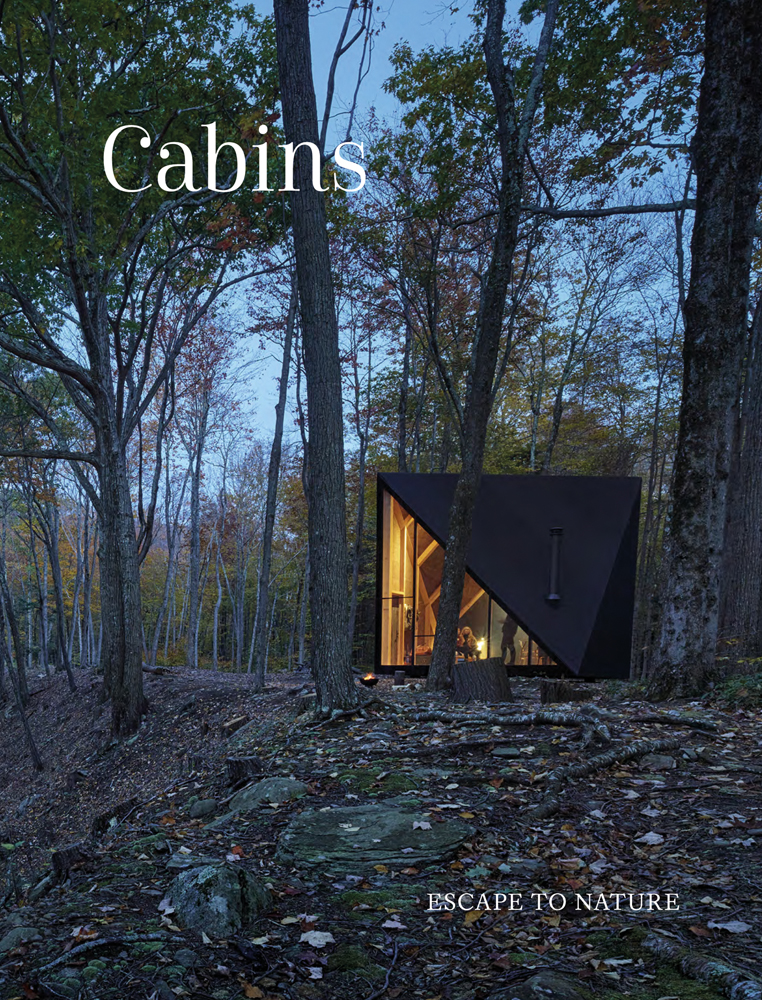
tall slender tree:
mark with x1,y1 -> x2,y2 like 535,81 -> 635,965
252,272 -> 296,690
426,0 -> 559,689
272,0 -> 357,713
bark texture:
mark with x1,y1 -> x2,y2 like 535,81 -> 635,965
451,658 -> 513,704
718,296 -> 762,658
98,429 -> 146,735
649,0 -> 762,697
273,0 -> 356,713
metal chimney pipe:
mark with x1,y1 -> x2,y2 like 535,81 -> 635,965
546,527 -> 563,604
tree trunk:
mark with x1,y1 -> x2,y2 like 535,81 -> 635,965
186,396 -> 209,670
0,613 -> 42,770
81,508 -> 95,669
347,435 -> 367,649
98,436 -> 146,734
252,275 -> 296,690
397,295 -> 412,473
718,296 -> 762,656
0,556 -> 29,706
273,0 -> 356,713
648,0 -> 762,698
287,582 -> 299,668
39,551 -> 49,676
212,533 -> 222,672
298,546 -> 310,669
348,335 -> 372,648
428,0 -> 558,689
45,505 -> 76,691
66,503 -> 84,666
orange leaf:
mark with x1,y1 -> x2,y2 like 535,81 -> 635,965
689,925 -> 712,937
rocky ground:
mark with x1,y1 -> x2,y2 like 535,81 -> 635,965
1,668 -> 762,1000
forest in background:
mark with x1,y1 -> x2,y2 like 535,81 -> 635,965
1,0 -> 761,741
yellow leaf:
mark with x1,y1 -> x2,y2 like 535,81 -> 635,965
242,986 -> 264,999
374,864 -> 389,873
459,812 -> 475,819
464,909 -> 485,925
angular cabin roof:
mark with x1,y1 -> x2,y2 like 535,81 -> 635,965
378,472 -> 641,679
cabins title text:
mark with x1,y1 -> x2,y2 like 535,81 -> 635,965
103,123 -> 366,194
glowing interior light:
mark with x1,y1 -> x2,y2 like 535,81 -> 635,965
477,638 -> 485,652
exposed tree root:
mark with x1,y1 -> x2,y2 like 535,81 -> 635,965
643,932 -> 762,1000
408,709 -> 613,743
312,696 -> 398,724
36,932 -> 184,973
631,712 -> 719,732
525,736 -> 683,822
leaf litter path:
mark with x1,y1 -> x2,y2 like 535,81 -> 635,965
1,671 -> 761,1000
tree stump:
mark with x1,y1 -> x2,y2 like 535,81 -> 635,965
540,679 -> 594,704
225,756 -> 264,785
52,842 -> 90,879
91,796 -> 139,836
451,658 -> 513,704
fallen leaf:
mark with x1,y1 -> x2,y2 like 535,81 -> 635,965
635,832 -> 664,845
299,931 -> 335,948
382,917 -> 407,930
707,920 -> 751,933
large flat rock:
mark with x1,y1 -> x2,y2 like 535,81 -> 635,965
230,777 -> 308,813
489,971 -> 594,1000
277,803 -> 474,869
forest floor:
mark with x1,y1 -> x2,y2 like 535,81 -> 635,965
1,667 -> 762,1000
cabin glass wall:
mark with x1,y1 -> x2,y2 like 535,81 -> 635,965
490,601 -> 529,665
489,599 -> 556,667
413,519 -> 488,665
380,493 -> 414,666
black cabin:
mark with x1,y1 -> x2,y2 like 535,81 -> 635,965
375,472 -> 641,680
